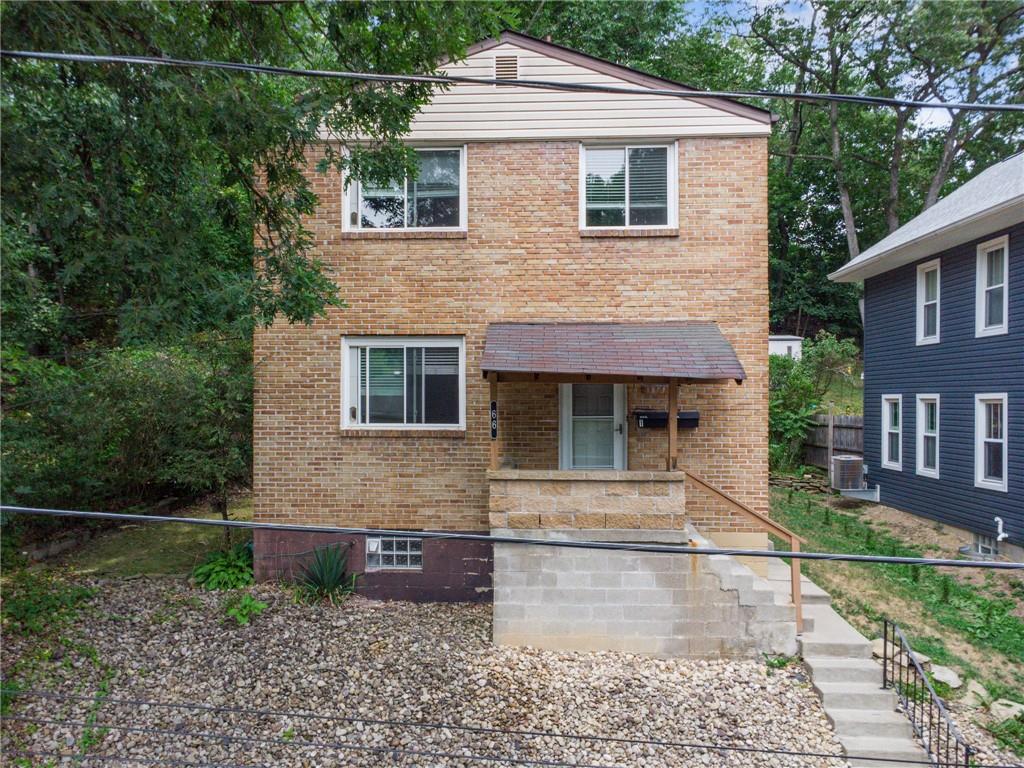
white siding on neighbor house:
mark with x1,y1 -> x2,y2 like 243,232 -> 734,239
398,42 -> 771,142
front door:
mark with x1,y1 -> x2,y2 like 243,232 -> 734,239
559,383 -> 626,470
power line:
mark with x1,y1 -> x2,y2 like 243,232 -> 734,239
5,749 -> 262,768
4,505 -> 1023,570
2,49 -> 1021,113
7,686 -> 1010,768
3,698 -> 1017,768
0,714 -> 620,768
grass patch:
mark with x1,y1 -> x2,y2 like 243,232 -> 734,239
771,488 -> 1024,700
62,496 -> 253,577
987,716 -> 1024,756
820,364 -> 863,415
1,569 -> 95,636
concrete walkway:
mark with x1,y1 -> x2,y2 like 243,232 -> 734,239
767,562 -> 930,768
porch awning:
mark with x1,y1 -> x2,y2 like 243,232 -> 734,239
480,321 -> 746,383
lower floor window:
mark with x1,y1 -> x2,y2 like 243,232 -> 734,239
343,337 -> 465,429
975,394 -> 1008,491
366,536 -> 423,570
916,395 -> 939,478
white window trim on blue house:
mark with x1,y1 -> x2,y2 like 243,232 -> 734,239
975,235 -> 1009,338
882,394 -> 902,471
915,394 -> 940,479
974,393 -> 1008,493
915,259 -> 940,345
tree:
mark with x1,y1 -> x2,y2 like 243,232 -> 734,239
0,2 -> 509,517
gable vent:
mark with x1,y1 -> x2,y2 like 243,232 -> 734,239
494,55 -> 519,83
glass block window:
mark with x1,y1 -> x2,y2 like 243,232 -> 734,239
366,536 -> 423,570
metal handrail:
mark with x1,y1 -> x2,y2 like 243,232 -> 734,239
882,619 -> 974,767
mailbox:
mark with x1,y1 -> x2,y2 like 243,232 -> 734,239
633,410 -> 700,429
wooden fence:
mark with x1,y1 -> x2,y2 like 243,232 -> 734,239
803,413 -> 863,470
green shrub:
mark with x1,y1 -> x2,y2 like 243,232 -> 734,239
768,331 -> 859,472
296,544 -> 357,605
223,593 -> 267,626
192,543 -> 254,590
1,342 -> 252,514
1,569 -> 94,635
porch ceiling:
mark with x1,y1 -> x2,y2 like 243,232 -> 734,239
480,321 -> 746,383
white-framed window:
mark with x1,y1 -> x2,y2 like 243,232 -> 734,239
342,336 -> 465,430
972,533 -> 999,558
343,147 -> 467,231
579,143 -> 677,229
976,236 -> 1009,337
366,536 -> 422,570
882,394 -> 902,471
915,394 -> 939,478
975,393 -> 1008,492
916,259 -> 940,345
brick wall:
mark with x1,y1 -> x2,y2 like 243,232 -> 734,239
254,137 -> 769,539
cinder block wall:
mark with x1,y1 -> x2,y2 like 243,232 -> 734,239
492,528 -> 796,658
254,138 -> 769,538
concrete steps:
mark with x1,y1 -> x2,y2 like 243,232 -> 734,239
785,569 -> 931,768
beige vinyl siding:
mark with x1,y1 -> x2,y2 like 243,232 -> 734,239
359,43 -> 770,142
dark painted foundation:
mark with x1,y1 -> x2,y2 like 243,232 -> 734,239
253,529 -> 493,603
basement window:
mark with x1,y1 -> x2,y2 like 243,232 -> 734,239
366,536 -> 423,570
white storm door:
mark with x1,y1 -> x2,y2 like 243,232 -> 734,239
559,383 -> 626,470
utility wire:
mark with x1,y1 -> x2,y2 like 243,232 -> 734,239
2,704 -> 1016,768
4,505 -> 1023,570
5,749 -> 262,768
5,686 -> 1008,768
2,49 -> 1021,113
0,714 -> 620,768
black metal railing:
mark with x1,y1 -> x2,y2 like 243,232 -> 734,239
882,619 -> 974,767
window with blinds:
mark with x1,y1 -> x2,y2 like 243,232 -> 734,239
348,148 -> 463,230
345,338 -> 464,428
583,145 -> 671,228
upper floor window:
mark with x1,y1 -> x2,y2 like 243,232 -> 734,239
342,336 -> 465,430
916,395 -> 939,478
976,236 -> 1008,337
916,259 -> 940,345
580,144 -> 676,229
975,393 -> 1007,492
882,394 -> 902,471
345,148 -> 466,230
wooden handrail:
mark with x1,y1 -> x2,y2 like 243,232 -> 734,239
681,469 -> 806,544
682,467 -> 804,633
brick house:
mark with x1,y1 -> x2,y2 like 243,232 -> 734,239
254,32 -> 799,649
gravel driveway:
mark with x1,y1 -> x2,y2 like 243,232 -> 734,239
2,578 -> 848,767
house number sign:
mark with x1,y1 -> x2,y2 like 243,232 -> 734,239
490,401 -> 498,439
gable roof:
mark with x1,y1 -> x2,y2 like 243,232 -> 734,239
464,30 -> 774,125
830,152 -> 1024,283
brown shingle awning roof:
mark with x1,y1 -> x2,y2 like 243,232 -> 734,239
481,322 -> 746,383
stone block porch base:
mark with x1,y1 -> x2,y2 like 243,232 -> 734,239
492,527 -> 797,658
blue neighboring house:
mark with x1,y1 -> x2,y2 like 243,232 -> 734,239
830,152 -> 1023,561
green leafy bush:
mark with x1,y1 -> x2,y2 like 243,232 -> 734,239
192,543 -> 254,591
296,544 -> 357,605
1,569 -> 94,636
223,593 -> 267,626
768,331 -> 859,471
1,342 -> 252,515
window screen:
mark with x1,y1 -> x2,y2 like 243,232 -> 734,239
348,340 -> 462,427
584,146 -> 669,227
355,149 -> 462,229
